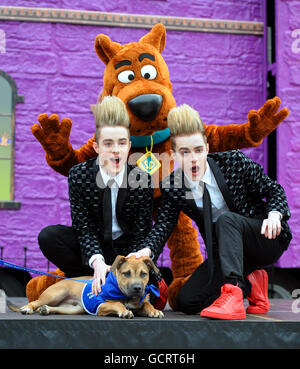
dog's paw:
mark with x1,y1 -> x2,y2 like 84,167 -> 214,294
157,310 -> 164,319
20,305 -> 34,315
148,309 -> 164,319
119,309 -> 134,319
38,305 -> 50,315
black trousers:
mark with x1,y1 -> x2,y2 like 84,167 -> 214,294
38,225 -> 128,278
176,212 -> 288,314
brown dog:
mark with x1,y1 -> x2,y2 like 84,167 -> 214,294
9,256 -> 164,319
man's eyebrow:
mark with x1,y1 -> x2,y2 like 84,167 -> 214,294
194,146 -> 205,149
138,53 -> 155,62
179,146 -> 204,151
115,60 -> 132,70
102,138 -> 128,142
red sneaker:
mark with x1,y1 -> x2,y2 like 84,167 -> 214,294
200,284 -> 246,320
246,269 -> 270,314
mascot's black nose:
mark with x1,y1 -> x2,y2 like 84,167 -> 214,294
128,94 -> 162,122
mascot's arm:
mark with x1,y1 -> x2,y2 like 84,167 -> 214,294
206,96 -> 289,152
31,113 -> 97,176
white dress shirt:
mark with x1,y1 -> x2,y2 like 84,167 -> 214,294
184,163 -> 229,222
89,165 -> 125,267
184,161 -> 282,223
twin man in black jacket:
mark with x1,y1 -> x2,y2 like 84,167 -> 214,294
38,97 -> 292,320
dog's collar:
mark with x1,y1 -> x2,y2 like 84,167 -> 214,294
130,128 -> 170,148
108,272 -> 160,304
125,283 -> 160,311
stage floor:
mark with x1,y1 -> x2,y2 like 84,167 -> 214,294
0,298 -> 299,349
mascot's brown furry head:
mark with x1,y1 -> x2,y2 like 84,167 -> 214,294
95,23 -> 175,137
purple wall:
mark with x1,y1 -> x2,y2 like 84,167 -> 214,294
275,0 -> 300,267
0,0 -> 273,272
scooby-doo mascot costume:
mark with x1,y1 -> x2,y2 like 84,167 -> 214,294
27,24 -> 289,310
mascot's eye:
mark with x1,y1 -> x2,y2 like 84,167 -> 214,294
117,70 -> 135,83
140,65 -> 157,80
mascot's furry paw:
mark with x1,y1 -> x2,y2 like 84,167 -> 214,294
26,268 -> 65,302
248,96 -> 289,142
31,113 -> 73,161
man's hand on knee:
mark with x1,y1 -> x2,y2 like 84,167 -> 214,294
261,212 -> 282,239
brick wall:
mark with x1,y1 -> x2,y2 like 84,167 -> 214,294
0,0 -> 268,271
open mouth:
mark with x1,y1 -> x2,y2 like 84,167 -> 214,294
191,165 -> 200,176
110,157 -> 121,166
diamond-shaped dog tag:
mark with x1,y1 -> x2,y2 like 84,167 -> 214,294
136,151 -> 161,175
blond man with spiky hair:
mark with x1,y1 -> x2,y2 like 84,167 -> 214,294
168,104 -> 208,182
38,96 -> 168,308
92,96 -> 131,179
143,103 -> 291,320
168,103 -> 207,149
93,95 -> 130,142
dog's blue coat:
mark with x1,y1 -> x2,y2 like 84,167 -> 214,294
81,271 -> 160,315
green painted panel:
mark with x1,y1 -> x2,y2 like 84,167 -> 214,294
0,115 -> 12,158
0,159 -> 11,200
0,76 -> 12,114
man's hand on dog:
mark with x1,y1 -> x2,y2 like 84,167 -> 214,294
92,258 -> 111,295
126,247 -> 152,259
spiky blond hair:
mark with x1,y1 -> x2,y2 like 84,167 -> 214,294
168,104 -> 207,150
93,96 -> 130,142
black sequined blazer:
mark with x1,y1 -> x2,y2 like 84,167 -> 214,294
144,150 -> 292,261
68,157 -> 153,265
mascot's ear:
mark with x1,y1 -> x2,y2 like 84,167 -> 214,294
94,34 -> 122,65
139,23 -> 166,53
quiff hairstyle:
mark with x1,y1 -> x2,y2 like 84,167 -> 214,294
168,104 -> 207,150
93,96 -> 130,142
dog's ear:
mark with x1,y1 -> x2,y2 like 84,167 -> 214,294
111,255 -> 127,273
139,23 -> 166,53
94,34 -> 122,65
142,257 -> 160,276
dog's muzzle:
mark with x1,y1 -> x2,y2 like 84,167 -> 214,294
128,282 -> 144,298
128,94 -> 163,122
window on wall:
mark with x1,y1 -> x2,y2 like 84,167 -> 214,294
0,70 -> 23,209
0,74 -> 13,200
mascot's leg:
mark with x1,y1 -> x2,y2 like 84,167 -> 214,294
167,212 -> 203,310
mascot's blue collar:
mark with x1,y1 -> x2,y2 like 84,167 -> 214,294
130,128 -> 170,148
